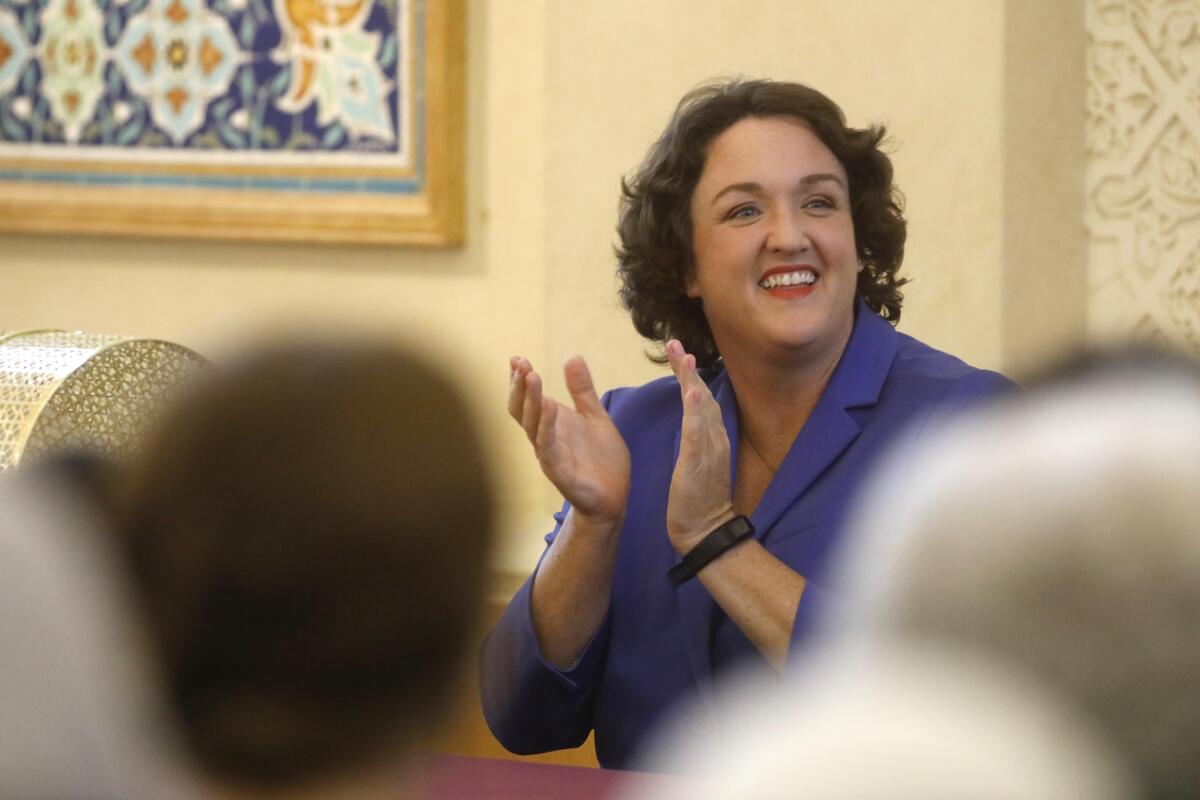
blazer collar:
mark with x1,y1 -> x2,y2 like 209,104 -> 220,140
735,298 -> 898,538
673,300 -> 898,694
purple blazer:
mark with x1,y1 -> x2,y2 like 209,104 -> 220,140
480,303 -> 1012,769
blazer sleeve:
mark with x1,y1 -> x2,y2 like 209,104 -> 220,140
920,368 -> 1015,423
478,504 -> 611,755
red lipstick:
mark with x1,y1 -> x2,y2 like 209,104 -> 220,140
758,265 -> 819,298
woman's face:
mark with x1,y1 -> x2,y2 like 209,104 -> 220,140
687,115 -> 858,369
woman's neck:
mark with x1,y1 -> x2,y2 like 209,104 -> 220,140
722,334 -> 849,469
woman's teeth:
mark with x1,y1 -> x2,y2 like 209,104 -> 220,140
759,270 -> 817,289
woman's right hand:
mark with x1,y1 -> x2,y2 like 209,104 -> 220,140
509,355 -> 631,527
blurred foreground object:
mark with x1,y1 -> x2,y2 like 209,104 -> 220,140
636,641 -> 1134,800
0,329 -> 207,471
0,469 -> 202,799
836,347 -> 1200,799
117,338 -> 496,796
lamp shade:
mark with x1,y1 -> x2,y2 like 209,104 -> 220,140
0,330 -> 207,471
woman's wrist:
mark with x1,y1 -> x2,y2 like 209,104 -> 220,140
668,514 -> 754,586
668,504 -> 738,555
569,506 -> 626,542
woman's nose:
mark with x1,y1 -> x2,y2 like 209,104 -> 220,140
765,210 -> 811,254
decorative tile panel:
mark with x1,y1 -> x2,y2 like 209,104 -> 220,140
0,0 -> 464,244
1087,0 -> 1200,352
0,0 -> 406,156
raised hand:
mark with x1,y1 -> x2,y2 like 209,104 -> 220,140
664,340 -> 737,554
508,355 -> 631,527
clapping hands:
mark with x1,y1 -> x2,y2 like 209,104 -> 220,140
508,355 -> 631,528
507,344 -> 735,554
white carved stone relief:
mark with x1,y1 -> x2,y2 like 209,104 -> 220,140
1086,0 -> 1200,352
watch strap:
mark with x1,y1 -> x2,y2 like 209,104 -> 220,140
667,515 -> 754,586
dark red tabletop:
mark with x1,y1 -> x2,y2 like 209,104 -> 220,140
413,753 -> 691,800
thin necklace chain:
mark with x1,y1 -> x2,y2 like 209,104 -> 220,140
741,428 -> 780,474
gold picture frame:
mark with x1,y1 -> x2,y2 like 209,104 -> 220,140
0,0 -> 464,245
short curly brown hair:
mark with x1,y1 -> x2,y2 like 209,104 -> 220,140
617,78 -> 908,367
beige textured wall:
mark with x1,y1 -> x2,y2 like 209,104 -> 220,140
0,0 -> 1087,574
1085,0 -> 1200,354
542,0 -> 1009,392
1003,0 -> 1088,372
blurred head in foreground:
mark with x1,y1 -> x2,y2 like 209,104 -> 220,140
637,640 -> 1133,800
0,466 -> 200,799
118,339 -> 495,795
836,347 -> 1200,799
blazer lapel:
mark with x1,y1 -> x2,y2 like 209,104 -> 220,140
752,303 -> 899,543
671,304 -> 898,694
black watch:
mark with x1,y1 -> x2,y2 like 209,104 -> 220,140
667,515 -> 754,586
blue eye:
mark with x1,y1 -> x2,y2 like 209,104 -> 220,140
729,205 -> 760,220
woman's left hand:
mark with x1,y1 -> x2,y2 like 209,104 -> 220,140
665,340 -> 737,554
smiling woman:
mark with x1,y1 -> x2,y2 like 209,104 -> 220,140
480,78 -> 1013,770
618,80 -> 908,370
686,117 -> 860,395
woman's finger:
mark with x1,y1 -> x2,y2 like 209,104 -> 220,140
683,353 -> 718,410
667,341 -> 704,402
535,394 -> 558,452
665,339 -> 685,373
563,355 -> 604,416
665,340 -> 689,392
685,385 -> 704,425
507,357 -> 528,423
679,385 -> 708,466
521,369 -> 544,442
669,346 -> 722,437
683,357 -> 728,458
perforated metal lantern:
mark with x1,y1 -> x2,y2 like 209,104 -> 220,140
0,330 -> 207,471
